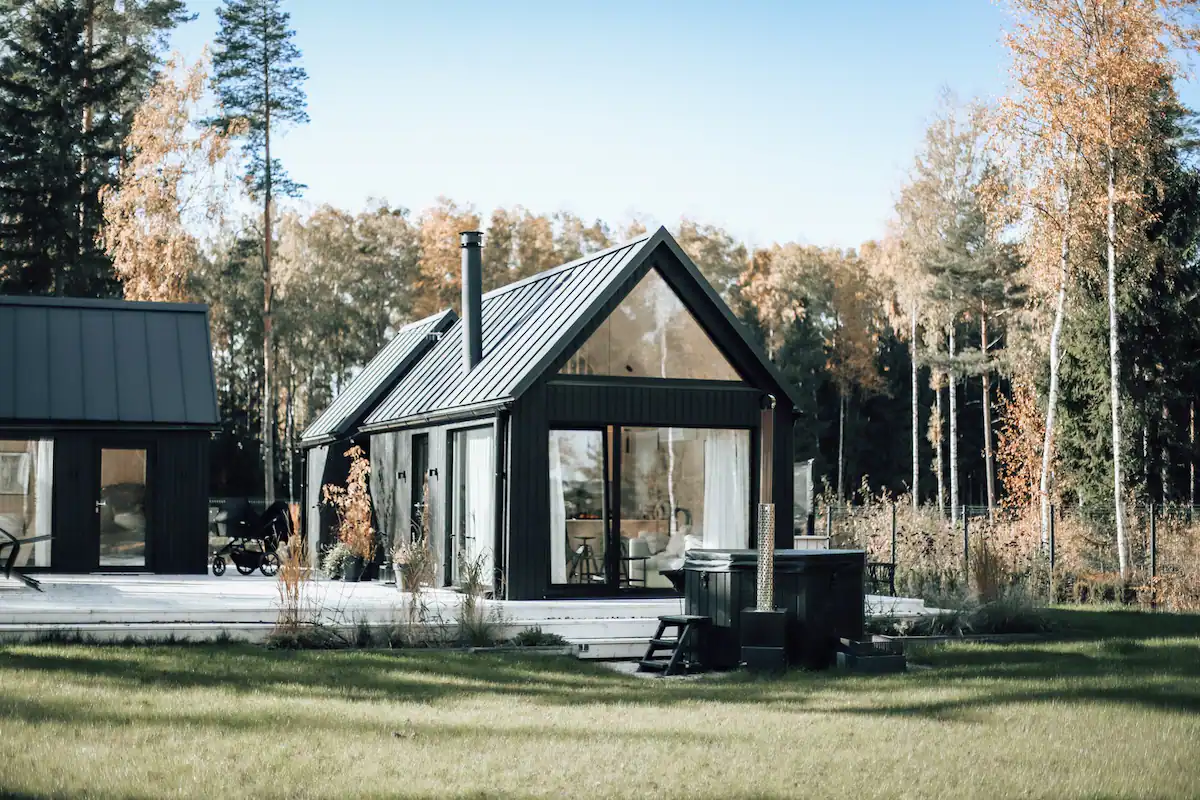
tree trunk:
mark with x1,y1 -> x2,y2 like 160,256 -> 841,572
911,301 -> 920,510
1106,149 -> 1129,581
1041,193 -> 1070,545
285,368 -> 295,503
837,388 -> 846,502
949,325 -> 959,526
935,379 -> 945,517
262,52 -> 276,504
981,311 -> 995,518
1161,404 -> 1170,504
1190,400 -> 1195,508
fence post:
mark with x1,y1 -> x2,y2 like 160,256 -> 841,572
1150,502 -> 1157,610
890,501 -> 897,566
962,506 -> 970,587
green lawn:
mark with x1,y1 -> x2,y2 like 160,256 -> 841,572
3,609 -> 1200,799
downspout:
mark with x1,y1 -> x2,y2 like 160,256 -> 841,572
493,409 -> 509,599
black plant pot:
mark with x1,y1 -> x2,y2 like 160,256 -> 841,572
342,555 -> 365,583
741,608 -> 788,673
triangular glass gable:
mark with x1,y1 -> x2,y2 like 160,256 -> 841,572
559,268 -> 742,381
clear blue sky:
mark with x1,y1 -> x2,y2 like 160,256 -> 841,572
166,1 -> 1083,249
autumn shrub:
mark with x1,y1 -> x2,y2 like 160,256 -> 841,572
321,445 -> 375,560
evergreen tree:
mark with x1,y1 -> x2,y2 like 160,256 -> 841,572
0,0 -> 134,296
924,193 -> 1025,515
209,0 -> 308,503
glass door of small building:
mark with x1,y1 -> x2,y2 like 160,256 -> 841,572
96,446 -> 150,569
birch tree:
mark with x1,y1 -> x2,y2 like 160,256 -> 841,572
101,54 -> 235,301
999,0 -> 1200,578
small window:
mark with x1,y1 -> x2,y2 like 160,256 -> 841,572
0,439 -> 53,568
559,269 -> 741,381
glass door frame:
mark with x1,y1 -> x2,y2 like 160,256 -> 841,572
547,422 -> 761,598
546,424 -> 618,595
93,440 -> 154,572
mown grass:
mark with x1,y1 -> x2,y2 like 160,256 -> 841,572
2,608 -> 1199,799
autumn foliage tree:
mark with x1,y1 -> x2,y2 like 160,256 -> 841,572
101,54 -> 235,301
999,0 -> 1200,579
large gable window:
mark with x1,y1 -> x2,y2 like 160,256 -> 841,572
559,269 -> 741,381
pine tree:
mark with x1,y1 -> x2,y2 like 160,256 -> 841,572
210,0 -> 308,503
925,195 -> 1025,516
0,0 -> 134,296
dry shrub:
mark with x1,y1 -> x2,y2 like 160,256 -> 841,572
322,445 -> 374,559
270,504 -> 327,645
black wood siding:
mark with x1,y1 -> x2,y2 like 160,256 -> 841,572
152,431 -> 210,574
0,428 -> 209,574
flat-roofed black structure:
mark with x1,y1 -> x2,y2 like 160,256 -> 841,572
311,227 -> 802,600
0,295 -> 218,573
298,311 -> 456,563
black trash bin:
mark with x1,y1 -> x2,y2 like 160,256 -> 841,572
683,549 -> 865,670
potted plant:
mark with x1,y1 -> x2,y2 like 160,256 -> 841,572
392,536 -> 436,592
393,479 -> 436,592
321,541 -> 351,580
321,446 -> 375,582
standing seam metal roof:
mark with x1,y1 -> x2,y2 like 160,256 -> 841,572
363,234 -> 653,427
0,295 -> 218,427
299,310 -> 456,444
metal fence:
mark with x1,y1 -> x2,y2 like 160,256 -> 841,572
814,501 -> 1200,609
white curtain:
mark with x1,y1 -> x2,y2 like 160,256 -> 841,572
34,439 -> 52,566
548,432 -> 567,584
463,428 -> 495,591
702,430 -> 750,549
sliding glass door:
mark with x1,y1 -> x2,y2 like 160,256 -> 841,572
549,428 -> 609,587
548,425 -> 751,593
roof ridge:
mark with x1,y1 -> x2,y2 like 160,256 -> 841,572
481,231 -> 653,300
0,295 -> 209,313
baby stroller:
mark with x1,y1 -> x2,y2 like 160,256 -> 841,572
210,499 -> 292,577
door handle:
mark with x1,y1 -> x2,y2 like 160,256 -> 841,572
95,500 -> 106,513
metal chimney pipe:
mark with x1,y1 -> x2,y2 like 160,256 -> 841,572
460,231 -> 483,372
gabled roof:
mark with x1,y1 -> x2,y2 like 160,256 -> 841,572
300,310 -> 456,445
360,227 -> 803,432
0,295 -> 218,427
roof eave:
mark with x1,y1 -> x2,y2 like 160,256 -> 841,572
359,397 -> 513,435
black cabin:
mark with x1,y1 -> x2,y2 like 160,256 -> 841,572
0,296 -> 218,573
302,227 -> 802,600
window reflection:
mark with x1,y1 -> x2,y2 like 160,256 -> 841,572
549,429 -> 607,585
0,439 -> 52,568
560,269 -> 741,381
620,427 -> 750,589
99,448 -> 147,567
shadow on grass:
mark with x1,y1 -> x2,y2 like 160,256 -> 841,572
1,608 -> 1199,726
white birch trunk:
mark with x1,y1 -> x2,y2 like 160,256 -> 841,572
1106,150 -> 1129,581
911,302 -> 920,510
981,311 -> 995,518
1040,237 -> 1068,545
935,380 -> 945,516
949,325 -> 959,526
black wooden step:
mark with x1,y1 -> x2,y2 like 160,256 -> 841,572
648,638 -> 679,649
659,614 -> 710,626
637,660 -> 669,672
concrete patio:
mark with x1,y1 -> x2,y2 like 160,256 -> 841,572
0,573 -> 939,657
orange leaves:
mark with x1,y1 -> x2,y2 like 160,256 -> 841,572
100,52 -> 238,302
